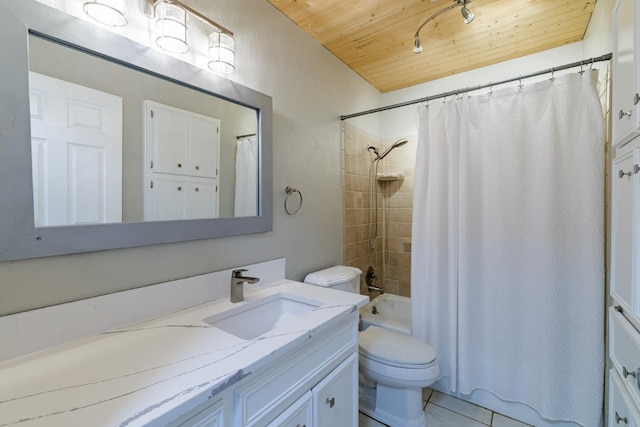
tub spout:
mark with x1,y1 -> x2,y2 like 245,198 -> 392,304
368,284 -> 384,294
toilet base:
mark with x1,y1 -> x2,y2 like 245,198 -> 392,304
359,382 -> 427,427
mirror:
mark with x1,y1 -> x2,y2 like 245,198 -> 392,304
29,35 -> 258,224
0,0 -> 273,261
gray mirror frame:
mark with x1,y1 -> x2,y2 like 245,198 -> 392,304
0,0 -> 273,262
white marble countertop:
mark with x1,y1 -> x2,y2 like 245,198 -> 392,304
0,281 -> 368,427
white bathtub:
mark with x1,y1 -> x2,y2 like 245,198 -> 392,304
359,294 -> 411,334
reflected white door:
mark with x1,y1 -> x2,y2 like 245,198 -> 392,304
29,72 -> 123,226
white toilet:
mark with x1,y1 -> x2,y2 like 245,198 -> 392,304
304,266 -> 439,427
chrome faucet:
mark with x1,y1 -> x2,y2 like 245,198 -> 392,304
230,269 -> 260,303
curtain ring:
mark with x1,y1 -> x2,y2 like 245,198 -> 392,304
518,76 -> 523,89
284,186 -> 303,215
550,67 -> 555,81
579,60 -> 584,75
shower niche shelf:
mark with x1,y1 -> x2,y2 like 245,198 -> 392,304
377,173 -> 403,182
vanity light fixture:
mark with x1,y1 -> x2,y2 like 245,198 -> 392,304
83,0 -> 127,27
154,0 -> 190,54
208,32 -> 235,74
413,0 -> 475,54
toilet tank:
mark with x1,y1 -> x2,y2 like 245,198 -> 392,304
304,265 -> 362,294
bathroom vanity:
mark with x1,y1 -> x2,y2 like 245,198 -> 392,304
0,280 -> 367,426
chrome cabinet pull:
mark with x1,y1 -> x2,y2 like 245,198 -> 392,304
615,411 -> 628,424
177,163 -> 182,168
623,366 -> 637,378
619,170 -> 633,178
634,93 -> 640,105
177,186 -> 182,191
620,109 -> 633,119
614,305 -> 624,313
326,397 -> 335,408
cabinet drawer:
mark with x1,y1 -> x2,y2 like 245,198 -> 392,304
609,370 -> 640,426
235,319 -> 357,426
610,308 -> 640,407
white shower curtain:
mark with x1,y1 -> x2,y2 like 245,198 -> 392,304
411,70 -> 604,426
234,136 -> 258,217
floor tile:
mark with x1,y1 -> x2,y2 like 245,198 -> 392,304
491,413 -> 534,427
359,412 -> 389,427
425,403 -> 489,427
429,391 -> 492,425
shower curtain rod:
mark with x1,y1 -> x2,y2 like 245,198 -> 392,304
340,52 -> 612,120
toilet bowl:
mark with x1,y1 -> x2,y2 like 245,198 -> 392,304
304,266 -> 440,427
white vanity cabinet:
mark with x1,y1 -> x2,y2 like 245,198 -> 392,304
610,139 -> 640,323
144,100 -> 220,221
171,311 -> 359,427
610,134 -> 640,424
609,308 -> 640,426
613,0 -> 640,147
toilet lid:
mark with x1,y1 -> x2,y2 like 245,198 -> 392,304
304,265 -> 362,287
359,326 -> 436,368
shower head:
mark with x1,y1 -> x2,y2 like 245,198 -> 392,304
377,138 -> 408,160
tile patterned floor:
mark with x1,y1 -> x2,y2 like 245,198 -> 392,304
359,389 -> 534,427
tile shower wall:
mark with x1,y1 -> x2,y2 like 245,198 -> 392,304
343,122 -> 416,297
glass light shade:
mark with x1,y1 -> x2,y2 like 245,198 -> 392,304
83,0 -> 127,27
154,0 -> 189,54
208,32 -> 235,74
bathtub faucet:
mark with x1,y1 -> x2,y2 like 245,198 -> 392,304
368,284 -> 384,294
230,269 -> 260,303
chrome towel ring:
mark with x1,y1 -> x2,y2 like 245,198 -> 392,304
284,186 -> 303,215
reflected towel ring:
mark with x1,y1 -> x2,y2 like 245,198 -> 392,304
285,186 -> 303,215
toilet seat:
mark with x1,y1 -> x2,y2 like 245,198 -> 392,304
359,326 -> 436,368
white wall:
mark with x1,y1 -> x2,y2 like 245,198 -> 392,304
0,0 -> 381,315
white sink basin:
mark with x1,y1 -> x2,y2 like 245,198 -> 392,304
203,293 -> 323,340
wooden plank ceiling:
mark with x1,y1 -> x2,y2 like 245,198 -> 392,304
266,0 -> 597,93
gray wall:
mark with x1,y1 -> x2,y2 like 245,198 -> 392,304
0,0 -> 381,315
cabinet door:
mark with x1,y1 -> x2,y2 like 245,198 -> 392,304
613,0 -> 640,147
266,391 -> 313,427
312,353 -> 358,427
188,179 -> 218,219
149,104 -> 189,175
609,370 -> 640,427
148,175 -> 188,220
189,117 -> 219,179
611,149 -> 637,312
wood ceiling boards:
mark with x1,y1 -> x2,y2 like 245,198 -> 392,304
267,0 -> 597,93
